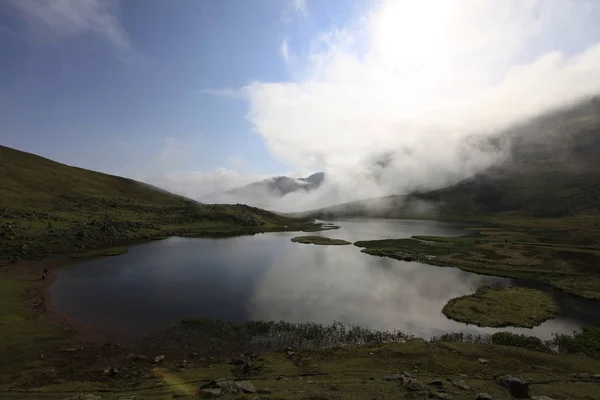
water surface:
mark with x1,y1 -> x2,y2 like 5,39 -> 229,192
51,219 -> 599,341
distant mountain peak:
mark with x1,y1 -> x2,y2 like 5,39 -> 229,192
223,172 -> 326,198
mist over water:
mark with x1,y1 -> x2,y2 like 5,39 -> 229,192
50,220 -> 599,342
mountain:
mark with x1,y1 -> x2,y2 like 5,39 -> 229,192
0,145 -> 197,210
225,172 -> 325,198
201,172 -> 326,208
299,97 -> 600,219
0,146 -> 320,261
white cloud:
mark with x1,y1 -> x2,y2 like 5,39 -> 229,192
291,0 -> 307,16
149,169 -> 271,201
8,0 -> 131,51
240,0 -> 600,205
280,39 -> 291,64
281,0 -> 308,24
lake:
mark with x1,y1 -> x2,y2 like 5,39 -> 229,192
50,219 -> 600,342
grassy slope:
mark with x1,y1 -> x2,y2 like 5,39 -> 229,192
0,145 -> 197,210
420,99 -> 600,217
0,146 -> 324,262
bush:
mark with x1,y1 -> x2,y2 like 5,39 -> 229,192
491,332 -> 551,352
550,327 -> 600,358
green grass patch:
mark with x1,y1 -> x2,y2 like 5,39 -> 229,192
70,246 -> 128,259
354,225 -> 600,299
291,236 -> 350,245
442,286 -> 559,328
0,267 -> 64,382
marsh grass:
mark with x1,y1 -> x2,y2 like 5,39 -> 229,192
141,319 -> 414,360
442,286 -> 559,328
355,225 -> 600,299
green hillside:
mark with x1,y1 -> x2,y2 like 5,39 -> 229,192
0,145 -> 196,210
0,146 -> 322,262
418,98 -> 600,217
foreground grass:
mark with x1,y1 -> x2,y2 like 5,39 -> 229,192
291,236 -> 351,245
354,217 -> 600,299
442,286 -> 559,328
3,323 -> 600,399
0,267 -> 66,384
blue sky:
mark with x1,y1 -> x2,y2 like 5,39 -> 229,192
0,0 -> 330,177
1,1 -> 600,205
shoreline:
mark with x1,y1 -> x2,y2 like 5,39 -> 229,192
22,257 -> 118,346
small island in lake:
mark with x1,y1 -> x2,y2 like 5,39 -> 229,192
442,286 -> 559,328
291,235 -> 351,245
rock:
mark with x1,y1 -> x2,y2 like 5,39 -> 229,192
575,373 -> 591,380
495,375 -> 529,399
154,355 -> 166,363
102,367 -> 119,378
478,358 -> 489,364
405,379 -> 427,392
126,353 -> 148,362
476,394 -> 493,400
453,380 -> 470,390
531,397 -> 554,400
63,395 -> 103,400
430,379 -> 444,388
573,373 -> 600,381
369,352 -> 375,356
383,374 -> 403,381
369,376 -> 375,381
216,380 -> 239,394
235,380 -> 256,394
428,392 -> 453,400
198,388 -> 222,398
257,388 -> 272,394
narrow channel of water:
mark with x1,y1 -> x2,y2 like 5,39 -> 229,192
50,219 -> 599,341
